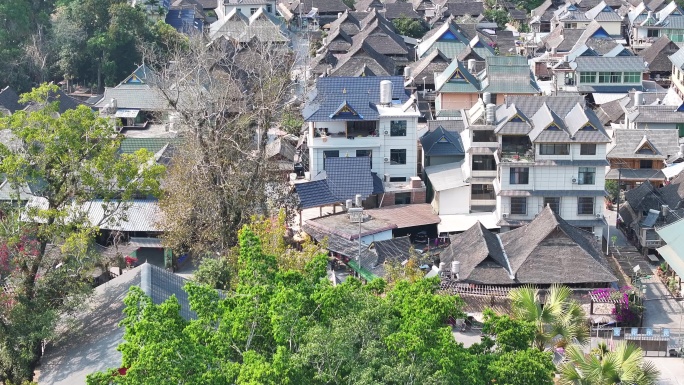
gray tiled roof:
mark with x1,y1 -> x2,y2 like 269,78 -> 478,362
577,85 -> 644,93
427,119 -> 465,133
572,56 -> 646,72
585,1 -> 623,21
639,36 -> 680,73
408,49 -> 450,86
626,104 -> 684,123
607,129 -> 680,159
373,236 -> 412,264
383,2 -> 421,19
669,46 -> 684,70
296,180 -> 344,209
38,263 -> 193,385
445,1 -> 484,16
95,85 -> 169,111
605,168 -> 666,180
303,76 -> 409,121
325,156 -> 374,200
420,125 -> 465,156
441,206 -> 617,285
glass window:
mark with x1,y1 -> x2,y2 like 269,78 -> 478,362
509,167 -> 529,184
250,7 -> 257,14
580,143 -> 596,155
389,176 -> 407,182
390,149 -> 406,165
539,144 -> 569,155
390,120 -> 407,136
471,184 -> 495,200
266,4 -> 272,12
472,155 -> 496,170
647,29 -> 660,37
510,197 -> 527,215
623,72 -> 641,83
639,159 -> 653,168
473,130 -> 496,142
578,167 -> 596,185
598,72 -> 621,83
578,197 -> 595,215
544,197 -> 561,214
579,72 -> 596,84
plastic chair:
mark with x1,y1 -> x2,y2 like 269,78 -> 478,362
631,327 -> 638,336
613,327 -> 621,337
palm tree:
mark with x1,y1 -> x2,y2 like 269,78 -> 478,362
558,342 -> 660,385
508,284 -> 588,350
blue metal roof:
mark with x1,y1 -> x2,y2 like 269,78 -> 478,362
303,76 -> 409,122
295,179 -> 340,209
420,126 -> 465,157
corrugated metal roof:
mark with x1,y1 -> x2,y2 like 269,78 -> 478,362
86,200 -> 162,232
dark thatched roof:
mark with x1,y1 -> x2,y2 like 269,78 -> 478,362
440,206 -> 617,286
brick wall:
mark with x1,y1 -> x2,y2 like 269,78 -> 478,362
412,189 -> 426,204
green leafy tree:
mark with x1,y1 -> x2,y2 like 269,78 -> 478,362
0,84 -> 163,383
90,227 -> 557,385
392,16 -> 427,38
605,179 -> 619,203
481,308 -> 536,352
509,284 -> 589,350
483,9 -> 510,29
559,343 -> 660,385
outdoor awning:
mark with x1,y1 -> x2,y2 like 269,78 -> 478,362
438,212 -> 500,233
657,244 -> 684,280
347,260 -> 378,281
663,163 -> 684,180
129,237 -> 163,248
114,109 -> 140,118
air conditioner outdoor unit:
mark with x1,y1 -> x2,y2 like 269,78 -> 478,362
384,157 -> 390,163
571,177 -> 577,184
502,213 -> 509,218
596,213 -> 602,219
384,130 -> 389,135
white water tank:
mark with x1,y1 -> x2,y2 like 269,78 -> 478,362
438,262 -> 446,271
289,173 -> 297,181
346,199 -> 353,210
355,194 -> 362,207
379,80 -> 392,105
403,66 -> 412,79
304,171 -> 311,180
634,91 -> 644,106
467,59 -> 477,72
451,261 -> 460,279
483,92 -> 491,104
485,103 -> 496,125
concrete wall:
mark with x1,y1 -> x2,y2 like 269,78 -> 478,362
308,118 -> 419,180
439,93 -> 479,111
434,186 -> 470,215
360,229 -> 393,244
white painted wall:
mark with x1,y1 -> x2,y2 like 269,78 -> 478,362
361,229 -> 393,244
598,21 -> 622,36
434,186 -> 470,215
220,1 -> 276,18
307,117 -> 419,180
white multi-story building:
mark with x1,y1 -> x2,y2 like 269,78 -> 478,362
492,95 -> 610,239
303,77 -> 421,182
217,0 -> 277,18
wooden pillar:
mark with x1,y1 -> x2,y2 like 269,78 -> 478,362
333,204 -> 336,213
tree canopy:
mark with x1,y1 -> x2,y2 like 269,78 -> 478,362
88,227 -> 556,385
0,84 -> 164,383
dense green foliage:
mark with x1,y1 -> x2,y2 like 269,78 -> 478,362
88,228 -> 556,385
0,0 -> 186,92
0,84 -> 163,383
559,342 -> 659,385
509,284 -> 589,350
392,16 -> 427,39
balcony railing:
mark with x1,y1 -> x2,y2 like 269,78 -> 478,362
497,147 -> 535,163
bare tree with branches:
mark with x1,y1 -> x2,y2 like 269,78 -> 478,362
154,36 -> 298,257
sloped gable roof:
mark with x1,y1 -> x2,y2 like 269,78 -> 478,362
0,86 -> 22,114
607,129 -> 679,159
420,125 -> 465,156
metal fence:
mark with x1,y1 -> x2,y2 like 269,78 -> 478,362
591,326 -> 684,357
